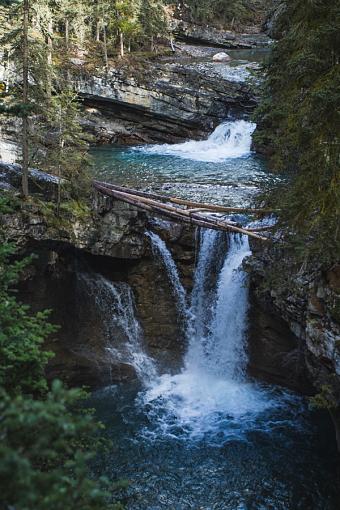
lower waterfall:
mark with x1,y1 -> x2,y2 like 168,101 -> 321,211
186,233 -> 250,380
139,231 -> 272,441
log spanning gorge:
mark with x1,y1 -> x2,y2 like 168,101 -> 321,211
85,119 -> 340,508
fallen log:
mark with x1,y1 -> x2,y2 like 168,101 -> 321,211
93,180 -> 275,215
94,183 -> 234,231
94,182 -> 269,241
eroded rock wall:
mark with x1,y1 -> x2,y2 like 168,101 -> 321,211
75,58 -> 257,145
1,171 -> 195,386
245,239 -> 340,445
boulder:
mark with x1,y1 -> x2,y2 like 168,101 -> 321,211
0,161 -> 61,200
212,52 -> 231,62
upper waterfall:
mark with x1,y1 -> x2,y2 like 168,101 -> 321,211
134,120 -> 256,163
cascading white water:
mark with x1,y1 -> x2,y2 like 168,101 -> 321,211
134,120 -> 256,163
140,231 -> 272,440
79,273 -> 157,385
186,229 -> 222,348
186,234 -> 250,380
146,231 -> 187,318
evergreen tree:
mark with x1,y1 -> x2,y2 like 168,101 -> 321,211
138,0 -> 168,51
0,196 -> 121,509
1,0 -> 54,195
113,0 -> 141,58
254,0 -> 340,265
0,238 -> 55,396
37,88 -> 91,212
1,0 -> 91,207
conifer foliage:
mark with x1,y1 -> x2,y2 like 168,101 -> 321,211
255,0 -> 340,264
0,195 -> 120,508
0,0 -> 170,198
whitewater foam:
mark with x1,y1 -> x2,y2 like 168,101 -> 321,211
134,120 -> 256,163
139,232 -> 274,441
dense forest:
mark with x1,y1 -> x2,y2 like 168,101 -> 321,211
169,0 -> 270,27
255,0 -> 340,266
0,0 -> 339,508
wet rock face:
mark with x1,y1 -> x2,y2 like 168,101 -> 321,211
245,240 -> 340,400
2,180 -> 195,386
17,247 -> 138,388
16,224 -> 195,387
0,118 -> 21,164
75,59 -> 257,144
245,241 -> 340,451
247,297 -> 312,393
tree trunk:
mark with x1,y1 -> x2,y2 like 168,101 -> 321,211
96,0 -> 101,42
22,0 -> 29,198
56,106 -> 64,216
103,23 -> 108,69
93,183 -> 269,241
65,18 -> 69,49
47,18 -> 53,97
150,35 -> 154,52
119,31 -> 124,58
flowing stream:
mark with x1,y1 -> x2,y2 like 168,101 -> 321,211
89,108 -> 340,508
90,119 -> 280,206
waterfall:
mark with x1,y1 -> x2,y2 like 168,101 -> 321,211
186,234 -> 250,380
134,120 -> 256,163
79,273 -> 157,385
187,229 -> 222,347
140,230 -> 271,440
146,231 -> 187,318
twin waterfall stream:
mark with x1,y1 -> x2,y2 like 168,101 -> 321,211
141,230 -> 270,441
88,120 -> 339,509
85,228 -> 265,441
90,121 -> 268,441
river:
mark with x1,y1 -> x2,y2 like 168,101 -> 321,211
88,56 -> 340,509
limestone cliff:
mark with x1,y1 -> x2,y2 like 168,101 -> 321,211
75,56 -> 258,145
